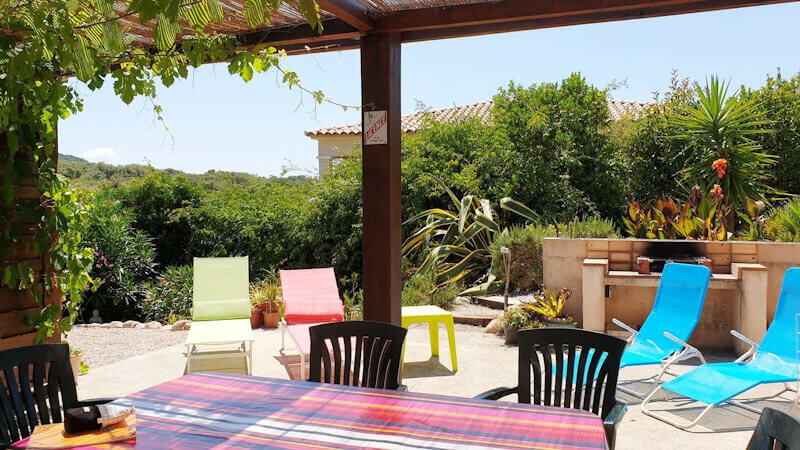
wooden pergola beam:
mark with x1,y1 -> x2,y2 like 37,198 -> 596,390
317,0 -> 374,31
374,0 -> 792,34
235,18 -> 361,50
399,0 -> 793,42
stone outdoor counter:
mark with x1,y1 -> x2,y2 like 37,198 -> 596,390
543,238 -> 800,353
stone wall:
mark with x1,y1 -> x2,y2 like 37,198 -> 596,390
543,238 -> 800,351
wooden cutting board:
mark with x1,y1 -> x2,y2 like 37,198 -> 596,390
24,414 -> 136,449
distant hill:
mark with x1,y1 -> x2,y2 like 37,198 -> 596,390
58,154 -> 312,191
60,154 -> 89,163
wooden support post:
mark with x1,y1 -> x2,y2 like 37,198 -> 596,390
360,33 -> 402,325
582,259 -> 608,332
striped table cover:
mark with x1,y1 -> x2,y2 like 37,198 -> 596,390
104,372 -> 608,449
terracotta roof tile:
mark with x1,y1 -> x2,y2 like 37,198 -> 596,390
306,98 -> 650,137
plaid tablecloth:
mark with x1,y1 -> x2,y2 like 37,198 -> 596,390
102,372 -> 608,449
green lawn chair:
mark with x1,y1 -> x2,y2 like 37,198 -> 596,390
185,257 -> 255,375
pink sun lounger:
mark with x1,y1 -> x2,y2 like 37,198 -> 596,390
279,268 -> 344,380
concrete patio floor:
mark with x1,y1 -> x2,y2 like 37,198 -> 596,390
77,324 -> 797,449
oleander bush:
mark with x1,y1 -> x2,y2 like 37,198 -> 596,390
79,195 -> 158,322
141,266 -> 193,323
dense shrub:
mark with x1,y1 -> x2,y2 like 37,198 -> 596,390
490,225 -> 553,292
617,72 -> 694,202
766,199 -> 800,242
175,181 -> 309,281
112,171 -> 203,267
402,118 -> 512,216
493,73 -> 625,221
296,152 -> 364,291
141,265 -> 193,323
490,218 -> 618,292
556,217 -> 619,238
401,272 -> 460,310
741,72 -> 800,195
80,196 -> 158,321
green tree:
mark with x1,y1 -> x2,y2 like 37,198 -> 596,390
741,72 -> 800,195
616,71 -> 694,201
492,74 -> 625,221
402,118 -> 512,217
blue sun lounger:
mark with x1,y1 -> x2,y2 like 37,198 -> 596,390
611,263 -> 711,397
642,267 -> 800,429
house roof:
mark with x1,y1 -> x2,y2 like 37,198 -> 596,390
305,98 -> 649,138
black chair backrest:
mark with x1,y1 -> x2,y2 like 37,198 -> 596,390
517,328 -> 626,418
748,407 -> 800,450
0,344 -> 79,446
309,321 -> 407,390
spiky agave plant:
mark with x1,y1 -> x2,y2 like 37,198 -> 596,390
402,179 -> 538,295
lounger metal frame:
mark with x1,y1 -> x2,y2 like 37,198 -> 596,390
613,318 -> 706,398
642,330 -> 799,429
280,319 -> 309,380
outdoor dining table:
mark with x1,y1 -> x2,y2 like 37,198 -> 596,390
46,372 -> 609,449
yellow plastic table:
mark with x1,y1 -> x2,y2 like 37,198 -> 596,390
401,305 -> 458,371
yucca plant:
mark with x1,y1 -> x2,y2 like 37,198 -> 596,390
670,76 -> 775,230
402,180 -> 538,295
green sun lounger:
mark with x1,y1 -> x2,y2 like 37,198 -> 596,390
185,257 -> 255,375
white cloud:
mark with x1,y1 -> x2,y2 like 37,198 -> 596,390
81,147 -> 120,163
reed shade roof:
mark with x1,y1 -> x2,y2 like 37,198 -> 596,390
114,1 -> 337,47
115,0 -> 793,51
114,0 -> 505,48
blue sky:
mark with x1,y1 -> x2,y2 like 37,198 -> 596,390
60,3 -> 800,177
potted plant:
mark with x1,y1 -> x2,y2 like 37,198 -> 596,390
530,288 -> 576,328
69,348 -> 89,381
251,279 -> 283,329
500,306 -> 529,345
249,298 -> 263,329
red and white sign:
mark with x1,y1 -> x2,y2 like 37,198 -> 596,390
363,110 -> 388,145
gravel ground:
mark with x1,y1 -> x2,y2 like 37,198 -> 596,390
451,296 -> 501,317
64,328 -> 188,368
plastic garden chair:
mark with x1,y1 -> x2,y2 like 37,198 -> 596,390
401,305 -> 458,372
279,268 -> 344,380
612,263 -> 711,397
0,344 -> 115,448
476,328 -> 628,449
643,267 -> 800,429
309,321 -> 408,390
185,257 -> 254,375
747,407 -> 800,450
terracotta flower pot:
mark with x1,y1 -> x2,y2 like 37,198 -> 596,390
250,310 -> 263,329
262,311 -> 280,328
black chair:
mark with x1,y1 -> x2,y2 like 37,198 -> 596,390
476,328 -> 627,449
0,344 -> 114,447
748,407 -> 800,450
309,321 -> 407,390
